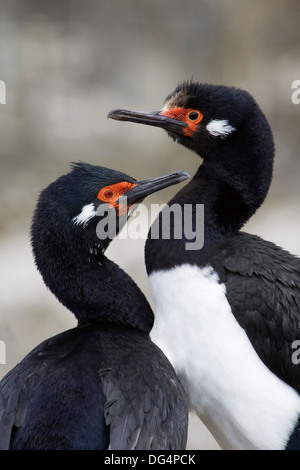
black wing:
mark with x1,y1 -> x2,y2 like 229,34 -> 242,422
211,232 -> 300,392
99,336 -> 188,450
0,340 -> 61,449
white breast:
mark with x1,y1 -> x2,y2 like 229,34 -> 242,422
149,264 -> 300,450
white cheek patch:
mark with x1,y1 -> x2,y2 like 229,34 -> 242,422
72,203 -> 96,227
206,119 -> 236,138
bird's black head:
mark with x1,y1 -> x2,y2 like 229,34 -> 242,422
108,81 -> 274,220
31,162 -> 189,263
156,81 -> 254,155
108,81 -> 272,157
31,163 -> 134,265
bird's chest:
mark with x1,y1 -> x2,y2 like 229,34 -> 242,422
149,264 -> 300,450
149,264 -> 243,404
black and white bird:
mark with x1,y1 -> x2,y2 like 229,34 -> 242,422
0,162 -> 189,450
108,82 -> 300,450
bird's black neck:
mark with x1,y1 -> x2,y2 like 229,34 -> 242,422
181,163 -> 261,232
34,239 -> 154,333
146,147 -> 273,273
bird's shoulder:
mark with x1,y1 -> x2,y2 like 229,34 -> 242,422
217,231 -> 300,284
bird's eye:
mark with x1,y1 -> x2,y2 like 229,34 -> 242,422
187,111 -> 200,121
97,182 -> 137,205
103,189 -> 114,199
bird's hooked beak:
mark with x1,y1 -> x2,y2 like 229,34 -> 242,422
108,108 -> 188,135
123,171 -> 190,207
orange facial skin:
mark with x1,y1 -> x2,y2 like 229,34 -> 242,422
97,181 -> 137,215
160,107 -> 203,137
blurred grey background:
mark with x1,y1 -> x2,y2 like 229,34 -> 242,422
0,0 -> 300,450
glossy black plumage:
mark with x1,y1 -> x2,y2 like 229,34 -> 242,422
0,162 -> 188,450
